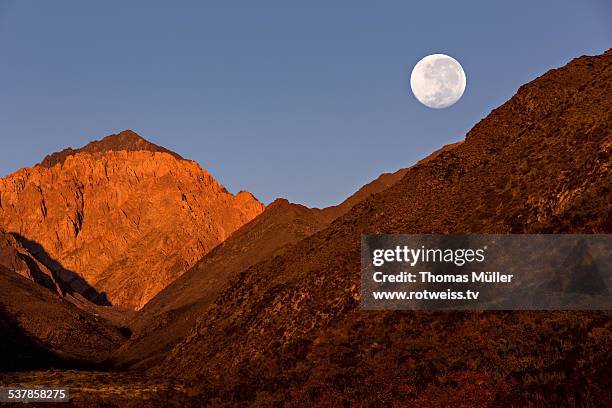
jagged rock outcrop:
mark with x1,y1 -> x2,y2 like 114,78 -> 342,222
0,229 -> 63,295
0,130 -> 264,309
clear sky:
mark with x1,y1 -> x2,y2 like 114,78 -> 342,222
0,1 -> 609,207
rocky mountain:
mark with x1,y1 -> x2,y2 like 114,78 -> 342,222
0,229 -> 114,308
113,153 -> 447,369
0,130 -> 264,309
155,50 -> 612,405
111,141 -> 463,369
111,199 -> 331,369
0,265 -> 125,371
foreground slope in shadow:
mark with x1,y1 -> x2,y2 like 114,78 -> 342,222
0,266 -> 125,369
157,50 -> 611,405
114,153 -> 445,369
111,199 -> 332,369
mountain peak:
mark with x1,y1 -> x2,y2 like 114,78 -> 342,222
1,129 -> 265,309
106,129 -> 146,144
39,130 -> 183,168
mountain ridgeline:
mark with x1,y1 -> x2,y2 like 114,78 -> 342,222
110,160 -> 427,369
0,50 -> 610,406
151,50 -> 611,405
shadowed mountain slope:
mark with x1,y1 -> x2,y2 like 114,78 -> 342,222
115,141 -> 463,369
321,141 -> 461,220
111,199 -> 331,369
0,265 -> 125,370
156,50 -> 612,406
0,130 -> 264,309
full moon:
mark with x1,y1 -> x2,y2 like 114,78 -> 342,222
410,54 -> 466,109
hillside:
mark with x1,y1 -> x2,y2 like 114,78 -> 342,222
156,50 -> 612,406
114,138 -> 465,370
110,199 -> 330,369
321,141 -> 461,220
0,265 -> 125,370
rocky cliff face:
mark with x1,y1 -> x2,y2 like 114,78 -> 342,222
0,131 -> 264,309
156,50 -> 611,405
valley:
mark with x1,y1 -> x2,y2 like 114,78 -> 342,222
0,49 -> 610,407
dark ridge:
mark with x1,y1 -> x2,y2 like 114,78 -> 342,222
39,130 -> 184,168
0,300 -> 106,371
0,301 -> 67,371
0,265 -> 124,369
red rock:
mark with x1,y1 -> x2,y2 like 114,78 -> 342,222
0,131 -> 264,309
0,229 -> 63,295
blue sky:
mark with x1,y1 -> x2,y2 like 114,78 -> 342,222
0,1 -> 609,207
